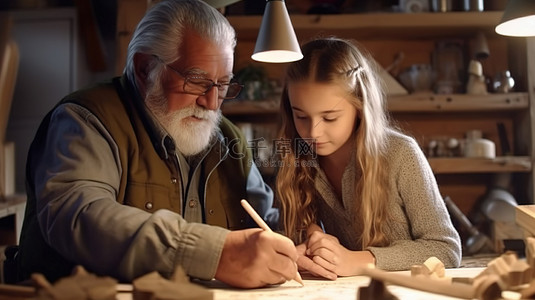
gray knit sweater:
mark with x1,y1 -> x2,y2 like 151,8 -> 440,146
314,129 -> 462,271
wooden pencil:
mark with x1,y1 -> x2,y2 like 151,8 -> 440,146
240,199 -> 304,286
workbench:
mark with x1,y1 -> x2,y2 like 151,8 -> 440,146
113,267 -> 486,300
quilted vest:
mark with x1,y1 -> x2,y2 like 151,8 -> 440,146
17,76 -> 252,282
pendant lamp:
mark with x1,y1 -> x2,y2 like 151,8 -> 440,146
252,0 -> 303,63
495,0 -> 535,37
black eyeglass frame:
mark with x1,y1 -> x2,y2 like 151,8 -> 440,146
154,56 -> 244,100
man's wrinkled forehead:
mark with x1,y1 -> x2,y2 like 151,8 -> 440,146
175,30 -> 235,77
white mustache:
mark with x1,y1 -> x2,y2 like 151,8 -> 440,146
177,105 -> 217,121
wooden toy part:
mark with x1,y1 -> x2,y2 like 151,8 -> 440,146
473,274 -> 503,300
520,279 -> 535,299
507,260 -> 532,287
356,266 -> 475,299
132,266 -> 213,300
501,290 -> 522,300
410,264 -> 430,277
423,256 -> 446,278
476,251 -> 532,288
484,254 -> 513,283
410,256 -> 451,283
358,279 -> 399,300
526,237 -> 535,280
32,265 -> 117,300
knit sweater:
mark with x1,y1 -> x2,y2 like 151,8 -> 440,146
314,129 -> 462,271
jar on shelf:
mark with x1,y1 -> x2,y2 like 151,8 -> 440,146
464,130 -> 495,159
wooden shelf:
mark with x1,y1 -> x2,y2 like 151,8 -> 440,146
225,9 -> 535,207
388,92 -> 528,112
253,156 -> 532,176
221,99 -> 279,116
428,156 -> 532,174
221,92 -> 528,116
250,156 -> 532,175
258,157 -> 532,176
227,11 -> 504,40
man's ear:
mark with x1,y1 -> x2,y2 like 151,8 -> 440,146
133,52 -> 152,92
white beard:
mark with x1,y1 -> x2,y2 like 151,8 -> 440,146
145,84 -> 221,156
163,105 -> 221,156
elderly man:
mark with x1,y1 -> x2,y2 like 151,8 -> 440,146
15,0 -> 298,288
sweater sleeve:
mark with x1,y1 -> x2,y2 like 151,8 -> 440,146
33,103 -> 229,282
367,134 -> 462,270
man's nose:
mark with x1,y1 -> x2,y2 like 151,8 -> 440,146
196,86 -> 220,111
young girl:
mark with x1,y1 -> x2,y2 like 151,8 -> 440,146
276,37 -> 461,280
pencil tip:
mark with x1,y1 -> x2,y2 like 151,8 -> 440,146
295,272 -> 304,286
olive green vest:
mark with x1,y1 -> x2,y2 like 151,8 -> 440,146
17,77 -> 252,282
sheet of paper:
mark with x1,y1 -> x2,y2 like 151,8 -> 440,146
116,268 -> 485,300
204,268 -> 485,300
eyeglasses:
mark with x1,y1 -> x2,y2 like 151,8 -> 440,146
162,62 -> 244,100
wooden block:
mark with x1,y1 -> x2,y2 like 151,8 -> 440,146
358,279 -> 399,300
473,274 -> 503,300
516,205 -> 535,237
501,290 -> 522,300
423,256 -> 446,278
526,237 -> 535,280
492,221 -> 524,253
486,254 -> 512,282
508,260 -> 532,287
474,251 -> 532,290
520,279 -> 535,299
410,264 -> 430,277
32,265 -> 117,300
356,266 -> 475,299
133,266 -> 212,300
411,257 -> 451,283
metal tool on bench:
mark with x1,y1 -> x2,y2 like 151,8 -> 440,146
444,195 -> 494,255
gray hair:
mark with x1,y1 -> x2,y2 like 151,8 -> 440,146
124,0 -> 236,78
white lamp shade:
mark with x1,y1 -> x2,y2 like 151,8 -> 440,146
252,0 -> 303,63
495,0 -> 535,37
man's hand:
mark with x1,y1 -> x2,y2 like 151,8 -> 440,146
215,228 -> 299,288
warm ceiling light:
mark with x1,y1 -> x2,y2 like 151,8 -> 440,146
495,0 -> 535,37
252,0 -> 303,63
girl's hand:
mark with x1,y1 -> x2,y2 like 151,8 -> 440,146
306,231 -> 375,276
295,242 -> 337,280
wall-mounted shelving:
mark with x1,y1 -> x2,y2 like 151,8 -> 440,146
223,10 -> 535,214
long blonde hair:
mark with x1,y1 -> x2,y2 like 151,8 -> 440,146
276,37 -> 392,248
